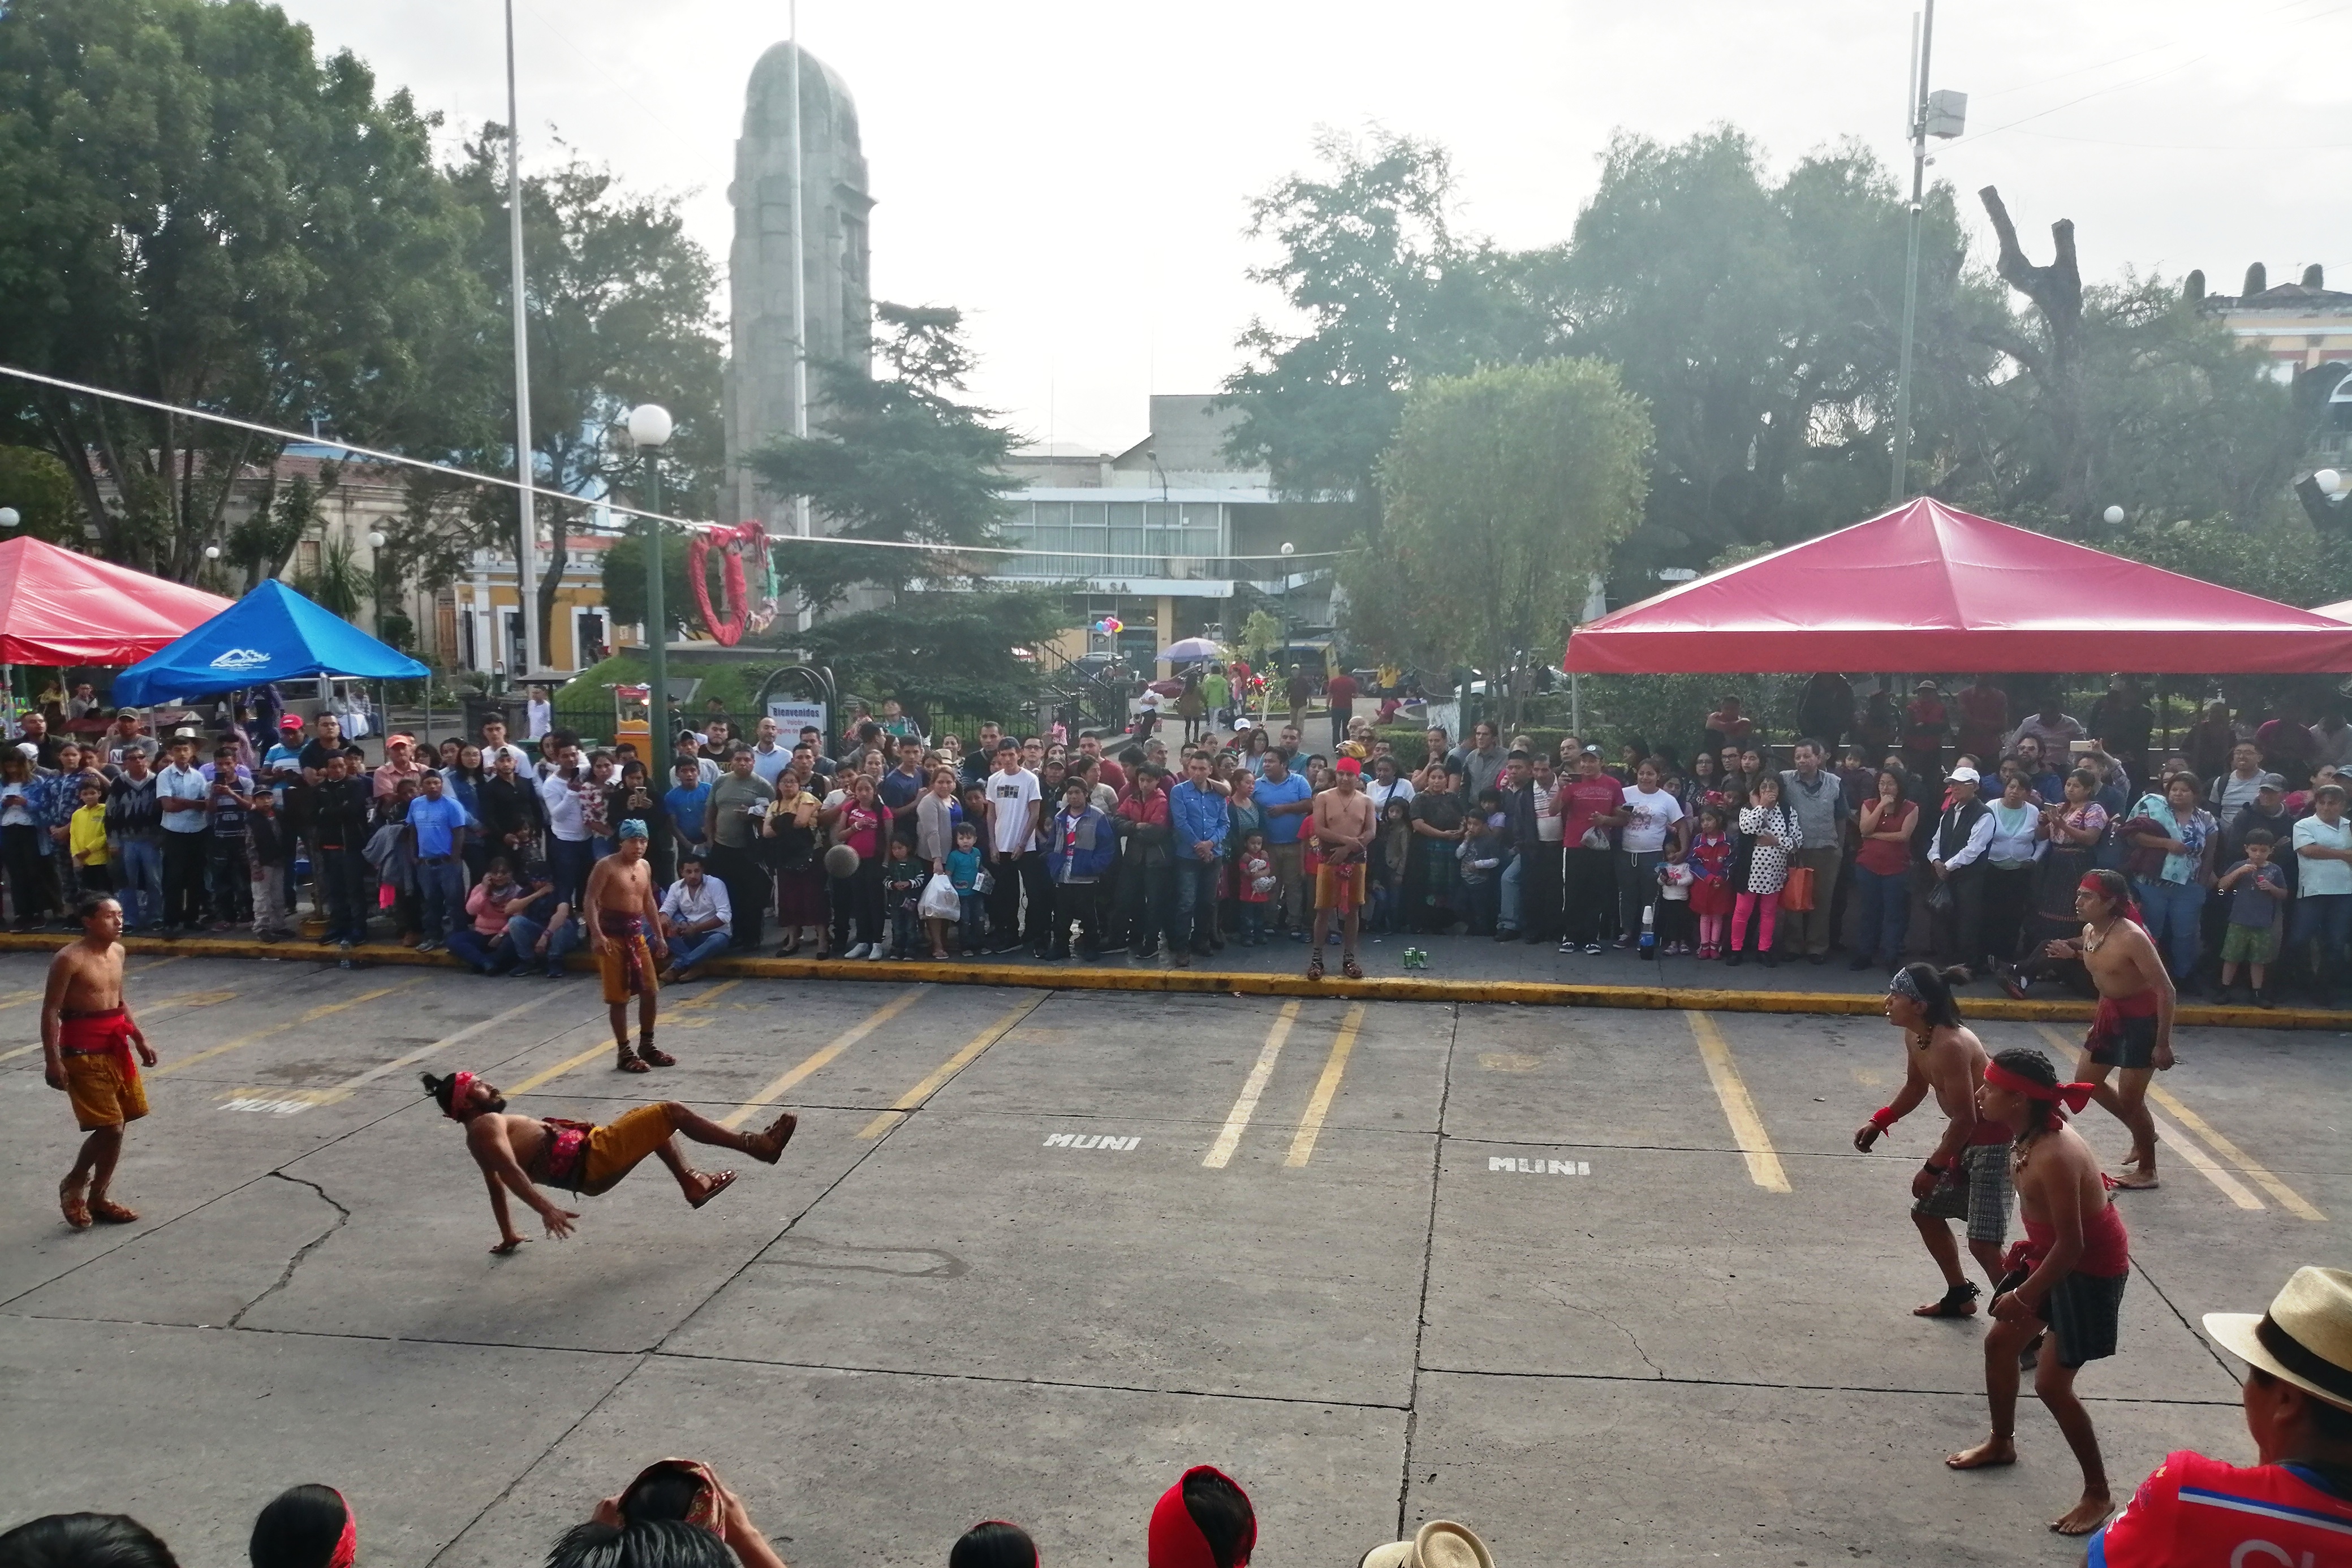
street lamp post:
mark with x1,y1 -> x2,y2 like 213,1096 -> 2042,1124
627,404 -> 675,747
1889,2 -> 1966,505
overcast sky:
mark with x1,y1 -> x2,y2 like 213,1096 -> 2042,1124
282,0 -> 2350,458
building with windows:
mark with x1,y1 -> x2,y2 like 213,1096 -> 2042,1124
993,395 -> 1350,673
2198,265 -> 2352,464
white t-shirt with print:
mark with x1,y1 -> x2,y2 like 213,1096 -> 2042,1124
985,767 -> 1043,855
1618,785 -> 1685,855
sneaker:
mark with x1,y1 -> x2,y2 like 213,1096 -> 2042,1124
1584,942 -> 1603,955
416,940 -> 440,954
864,945 -> 883,960
1556,938 -> 1577,954
1612,936 -> 1634,949
336,938 -> 354,953
843,942 -> 871,960
1724,950 -> 1744,967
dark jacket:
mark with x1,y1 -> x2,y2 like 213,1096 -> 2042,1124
1048,805 -> 1116,884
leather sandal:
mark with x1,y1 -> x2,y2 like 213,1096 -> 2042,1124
617,1049 -> 651,1073
636,1041 -> 676,1069
59,1179 -> 91,1231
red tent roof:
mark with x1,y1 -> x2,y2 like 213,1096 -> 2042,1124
0,537 -> 236,665
1565,498 -> 2352,675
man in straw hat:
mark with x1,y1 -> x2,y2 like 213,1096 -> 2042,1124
2086,1267 -> 2352,1562
1945,1046 -> 2131,1537
1358,1520 -> 1493,1568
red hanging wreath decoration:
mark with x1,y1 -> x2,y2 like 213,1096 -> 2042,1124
686,523 -> 774,646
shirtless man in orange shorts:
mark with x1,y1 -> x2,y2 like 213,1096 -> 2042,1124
423,1069 -> 797,1254
41,894 -> 158,1230
587,820 -> 669,1073
1307,757 -> 1376,981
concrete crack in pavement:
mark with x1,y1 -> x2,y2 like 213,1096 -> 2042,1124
1550,1292 -> 1667,1379
227,1172 -> 350,1330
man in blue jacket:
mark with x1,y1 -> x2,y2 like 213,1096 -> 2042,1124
1046,778 -> 1115,961
1167,752 -> 1228,968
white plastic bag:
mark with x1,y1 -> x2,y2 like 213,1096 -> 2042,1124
917,872 -> 961,921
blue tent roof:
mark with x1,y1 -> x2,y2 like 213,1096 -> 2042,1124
112,579 -> 429,706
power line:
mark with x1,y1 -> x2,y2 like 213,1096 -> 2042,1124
0,362 -> 1359,564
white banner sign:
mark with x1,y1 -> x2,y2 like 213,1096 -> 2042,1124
766,699 -> 828,740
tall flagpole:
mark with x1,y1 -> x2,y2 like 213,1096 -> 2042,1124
788,0 -> 813,631
505,0 -> 543,678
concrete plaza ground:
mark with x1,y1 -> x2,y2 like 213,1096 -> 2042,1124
2,953 -> 2343,1567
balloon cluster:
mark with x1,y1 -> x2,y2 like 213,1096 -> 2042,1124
1094,617 -> 1123,635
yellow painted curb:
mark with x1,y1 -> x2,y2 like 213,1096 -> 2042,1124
3,933 -> 2345,1029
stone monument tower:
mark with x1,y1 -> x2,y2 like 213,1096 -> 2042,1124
723,43 -> 872,532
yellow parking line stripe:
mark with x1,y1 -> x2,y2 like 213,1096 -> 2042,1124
722,988 -> 927,1129
674,978 -> 741,1011
0,985 -> 239,1065
504,1036 -> 627,1097
2146,1108 -> 2265,1209
859,996 -> 1047,1138
1284,1002 -> 1365,1168
2148,1083 -> 2327,1222
1203,1000 -> 1299,1169
1684,1010 -> 1791,1192
156,980 -> 421,1075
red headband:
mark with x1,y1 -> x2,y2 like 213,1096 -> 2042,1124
327,1492 -> 357,1568
2076,873 -> 2143,925
1984,1059 -> 2095,1113
1148,1467 -> 1254,1568
441,1071 -> 478,1120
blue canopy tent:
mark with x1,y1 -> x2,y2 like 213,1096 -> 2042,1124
112,579 -> 428,707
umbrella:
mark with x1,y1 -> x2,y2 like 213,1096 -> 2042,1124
1158,636 -> 1222,662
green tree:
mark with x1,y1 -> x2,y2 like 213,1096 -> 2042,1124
795,589 -> 1067,723
1541,129 -> 2004,578
444,129 -> 725,656
1356,359 -> 1652,726
744,304 -> 1020,616
1958,188 -> 2305,532
0,447 -> 80,545
0,0 -> 479,579
1220,128 -> 1551,519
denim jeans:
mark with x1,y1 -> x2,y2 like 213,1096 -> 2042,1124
416,856 -> 467,942
445,925 -> 512,973
1850,862 -> 1910,964
1238,901 -> 1265,942
667,927 -> 732,971
549,836 -> 595,911
958,891 -> 984,950
115,837 -> 164,929
1498,852 -> 1524,932
2134,876 -> 2205,979
1172,856 -> 1220,951
2290,893 -> 2352,983
502,912 -> 580,973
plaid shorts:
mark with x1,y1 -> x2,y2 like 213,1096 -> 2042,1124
1911,1139 -> 2013,1246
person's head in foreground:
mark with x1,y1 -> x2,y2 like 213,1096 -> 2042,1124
248,1485 -> 356,1568
949,1520 -> 1038,1568
1358,1519 -> 1494,1568
2089,1266 -> 2352,1556
1147,1466 -> 1253,1568
0,1514 -> 180,1568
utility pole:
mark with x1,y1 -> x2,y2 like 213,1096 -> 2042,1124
1889,7 -> 1966,505
504,0 -> 542,678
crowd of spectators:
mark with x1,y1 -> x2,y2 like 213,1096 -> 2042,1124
0,673 -> 2343,1002
0,1459 -> 1513,1568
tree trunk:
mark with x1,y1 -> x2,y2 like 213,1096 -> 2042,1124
1978,186 -> 2088,521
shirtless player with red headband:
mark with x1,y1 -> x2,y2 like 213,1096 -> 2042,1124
2037,868 -> 2174,1190
42,894 -> 157,1230
423,1070 -> 796,1254
1948,1046 -> 2132,1537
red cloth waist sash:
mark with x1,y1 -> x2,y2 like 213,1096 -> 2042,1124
58,1007 -> 136,1082
2019,1199 -> 2130,1278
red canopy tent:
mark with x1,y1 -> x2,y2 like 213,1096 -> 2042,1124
1565,498 -> 2352,675
0,536 -> 235,665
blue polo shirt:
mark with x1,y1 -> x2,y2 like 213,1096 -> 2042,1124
407,794 -> 467,859
1255,771 -> 1313,846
